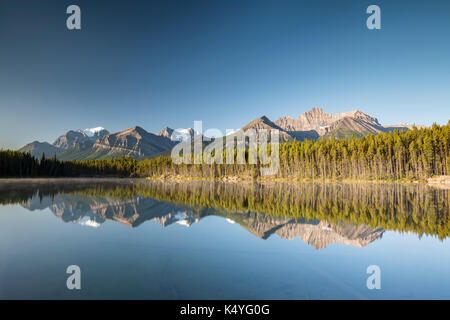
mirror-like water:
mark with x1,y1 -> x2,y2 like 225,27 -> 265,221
0,179 -> 448,299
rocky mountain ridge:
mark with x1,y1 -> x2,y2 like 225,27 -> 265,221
18,141 -> 62,158
17,108 -> 424,160
275,107 -> 386,137
92,126 -> 176,159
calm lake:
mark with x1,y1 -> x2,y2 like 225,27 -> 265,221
0,178 -> 448,299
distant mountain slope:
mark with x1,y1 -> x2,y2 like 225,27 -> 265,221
156,126 -> 175,139
201,116 -> 294,154
239,116 -> 293,142
91,126 -> 176,159
383,123 -> 428,132
53,128 -> 111,160
242,115 -> 283,131
56,145 -> 113,161
323,116 -> 385,139
275,107 -> 385,138
18,141 -> 62,158
53,128 -> 109,150
53,130 -> 91,150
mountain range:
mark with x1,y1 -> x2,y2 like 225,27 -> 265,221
18,108 -> 424,160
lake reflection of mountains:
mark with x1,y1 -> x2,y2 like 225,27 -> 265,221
1,178 -> 448,244
22,193 -> 384,250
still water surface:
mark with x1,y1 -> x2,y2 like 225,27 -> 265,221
0,179 -> 448,299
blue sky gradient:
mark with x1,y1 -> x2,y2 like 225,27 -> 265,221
0,0 -> 449,149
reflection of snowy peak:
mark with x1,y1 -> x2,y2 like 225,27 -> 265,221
153,211 -> 199,227
79,217 -> 102,228
22,194 -> 383,249
23,194 -> 182,228
175,211 -> 199,227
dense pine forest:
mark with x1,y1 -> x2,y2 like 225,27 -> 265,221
0,151 -> 135,177
0,123 -> 449,180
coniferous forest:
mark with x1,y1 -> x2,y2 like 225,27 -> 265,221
137,123 -> 450,180
0,123 -> 449,180
0,151 -> 136,178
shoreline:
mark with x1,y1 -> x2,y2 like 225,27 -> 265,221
144,174 -> 431,183
0,175 -> 448,188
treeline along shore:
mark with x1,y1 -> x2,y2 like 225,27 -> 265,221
1,123 -> 449,181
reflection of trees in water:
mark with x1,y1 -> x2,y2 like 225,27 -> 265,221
15,186 -> 385,249
0,179 -> 448,240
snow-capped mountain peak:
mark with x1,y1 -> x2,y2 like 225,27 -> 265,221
83,127 -> 107,137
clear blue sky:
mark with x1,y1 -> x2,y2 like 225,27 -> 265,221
0,0 -> 449,149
